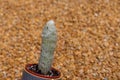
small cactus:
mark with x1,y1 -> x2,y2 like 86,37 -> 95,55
38,20 -> 57,75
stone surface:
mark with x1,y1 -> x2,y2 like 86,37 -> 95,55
0,0 -> 120,80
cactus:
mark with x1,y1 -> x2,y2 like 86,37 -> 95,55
38,20 -> 57,75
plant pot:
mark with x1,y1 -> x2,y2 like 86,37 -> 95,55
22,64 -> 61,80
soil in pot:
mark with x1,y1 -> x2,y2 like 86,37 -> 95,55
26,64 -> 60,78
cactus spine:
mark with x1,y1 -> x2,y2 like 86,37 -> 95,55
38,20 -> 57,75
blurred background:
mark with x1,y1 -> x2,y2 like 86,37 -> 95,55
0,0 -> 120,80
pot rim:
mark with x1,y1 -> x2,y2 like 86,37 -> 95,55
24,63 -> 61,79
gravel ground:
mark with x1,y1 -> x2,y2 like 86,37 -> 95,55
0,0 -> 120,80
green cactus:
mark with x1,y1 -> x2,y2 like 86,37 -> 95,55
38,20 -> 57,75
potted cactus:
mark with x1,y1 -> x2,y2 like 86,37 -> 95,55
22,20 -> 61,80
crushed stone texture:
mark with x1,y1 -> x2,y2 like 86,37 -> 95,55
0,0 -> 120,80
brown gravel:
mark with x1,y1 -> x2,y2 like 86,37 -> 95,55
0,0 -> 120,80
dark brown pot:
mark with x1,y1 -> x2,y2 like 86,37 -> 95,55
22,64 -> 61,80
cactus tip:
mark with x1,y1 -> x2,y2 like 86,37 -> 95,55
46,20 -> 55,26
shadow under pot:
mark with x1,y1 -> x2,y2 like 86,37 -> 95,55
22,64 -> 61,80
